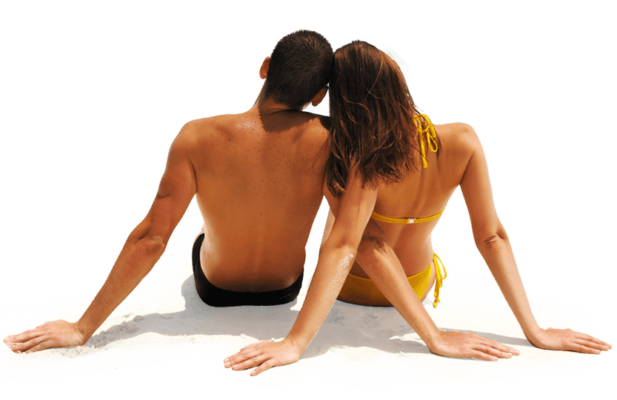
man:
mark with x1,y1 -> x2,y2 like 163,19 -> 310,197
4,30 -> 333,352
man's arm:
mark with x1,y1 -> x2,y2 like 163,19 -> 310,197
4,123 -> 197,353
74,124 -> 198,340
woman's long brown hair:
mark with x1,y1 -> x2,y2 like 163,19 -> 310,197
326,41 -> 425,197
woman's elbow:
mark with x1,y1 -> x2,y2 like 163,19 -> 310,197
474,226 -> 509,251
357,227 -> 389,255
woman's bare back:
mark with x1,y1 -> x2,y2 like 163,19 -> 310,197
322,122 -> 480,285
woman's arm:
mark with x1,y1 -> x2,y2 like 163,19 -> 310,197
324,213 -> 443,341
224,168 -> 378,376
283,175 -> 383,353
325,210 -> 518,361
459,124 -> 610,353
460,124 -> 540,341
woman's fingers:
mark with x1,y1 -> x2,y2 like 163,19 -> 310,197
496,345 -> 518,355
577,334 -> 611,349
473,352 -> 499,361
225,342 -> 269,368
568,338 -> 607,354
483,346 -> 512,358
476,335 -> 520,355
250,360 -> 276,376
468,335 -> 517,360
231,355 -> 268,371
470,334 -> 518,357
540,328 -> 612,352
226,339 -> 300,376
24,340 -> 53,354
224,345 -> 265,371
433,331 -> 519,360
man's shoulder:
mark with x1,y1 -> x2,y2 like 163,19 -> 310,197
298,112 -> 331,141
317,114 -> 332,132
181,115 -> 230,134
177,114 -> 239,144
301,112 -> 330,129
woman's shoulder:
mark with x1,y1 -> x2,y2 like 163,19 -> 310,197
434,122 -> 481,155
435,122 -> 478,141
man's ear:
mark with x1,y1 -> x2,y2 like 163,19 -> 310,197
311,86 -> 328,107
259,57 -> 271,80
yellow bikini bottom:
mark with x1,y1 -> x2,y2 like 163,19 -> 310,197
338,253 -> 446,308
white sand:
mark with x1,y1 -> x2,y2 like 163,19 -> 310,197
0,225 -> 596,388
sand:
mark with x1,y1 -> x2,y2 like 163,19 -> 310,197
0,225 -> 608,388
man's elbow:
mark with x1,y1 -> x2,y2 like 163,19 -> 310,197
127,236 -> 167,257
127,223 -> 171,254
147,236 -> 169,250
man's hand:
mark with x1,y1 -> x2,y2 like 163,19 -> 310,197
4,320 -> 86,354
224,339 -> 302,376
527,328 -> 611,354
428,330 -> 519,361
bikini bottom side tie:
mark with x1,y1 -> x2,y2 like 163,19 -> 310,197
432,253 -> 447,308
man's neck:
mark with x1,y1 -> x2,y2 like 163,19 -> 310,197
252,84 -> 301,116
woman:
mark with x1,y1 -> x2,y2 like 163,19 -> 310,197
322,41 -> 607,359
225,41 -> 611,375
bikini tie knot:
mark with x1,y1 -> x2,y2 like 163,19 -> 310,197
415,114 -> 438,169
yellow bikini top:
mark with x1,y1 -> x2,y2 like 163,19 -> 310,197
371,113 -> 443,224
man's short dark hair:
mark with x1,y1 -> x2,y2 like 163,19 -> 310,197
264,30 -> 333,110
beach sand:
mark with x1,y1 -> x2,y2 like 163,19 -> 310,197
0,225 -> 596,388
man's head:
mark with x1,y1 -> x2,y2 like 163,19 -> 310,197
262,30 -> 333,110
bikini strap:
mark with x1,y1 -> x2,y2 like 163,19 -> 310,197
371,208 -> 444,225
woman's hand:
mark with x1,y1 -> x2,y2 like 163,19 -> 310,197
527,328 -> 611,354
224,338 -> 302,376
3,320 -> 87,354
428,330 -> 519,361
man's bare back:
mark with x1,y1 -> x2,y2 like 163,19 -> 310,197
187,103 -> 330,292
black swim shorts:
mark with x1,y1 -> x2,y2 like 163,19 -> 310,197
192,233 -> 303,307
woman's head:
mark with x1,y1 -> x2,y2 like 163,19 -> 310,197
326,41 -> 422,197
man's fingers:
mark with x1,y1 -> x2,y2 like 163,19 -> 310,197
5,329 -> 41,344
9,340 -> 38,353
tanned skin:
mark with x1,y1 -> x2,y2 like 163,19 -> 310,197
6,60 -> 609,374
